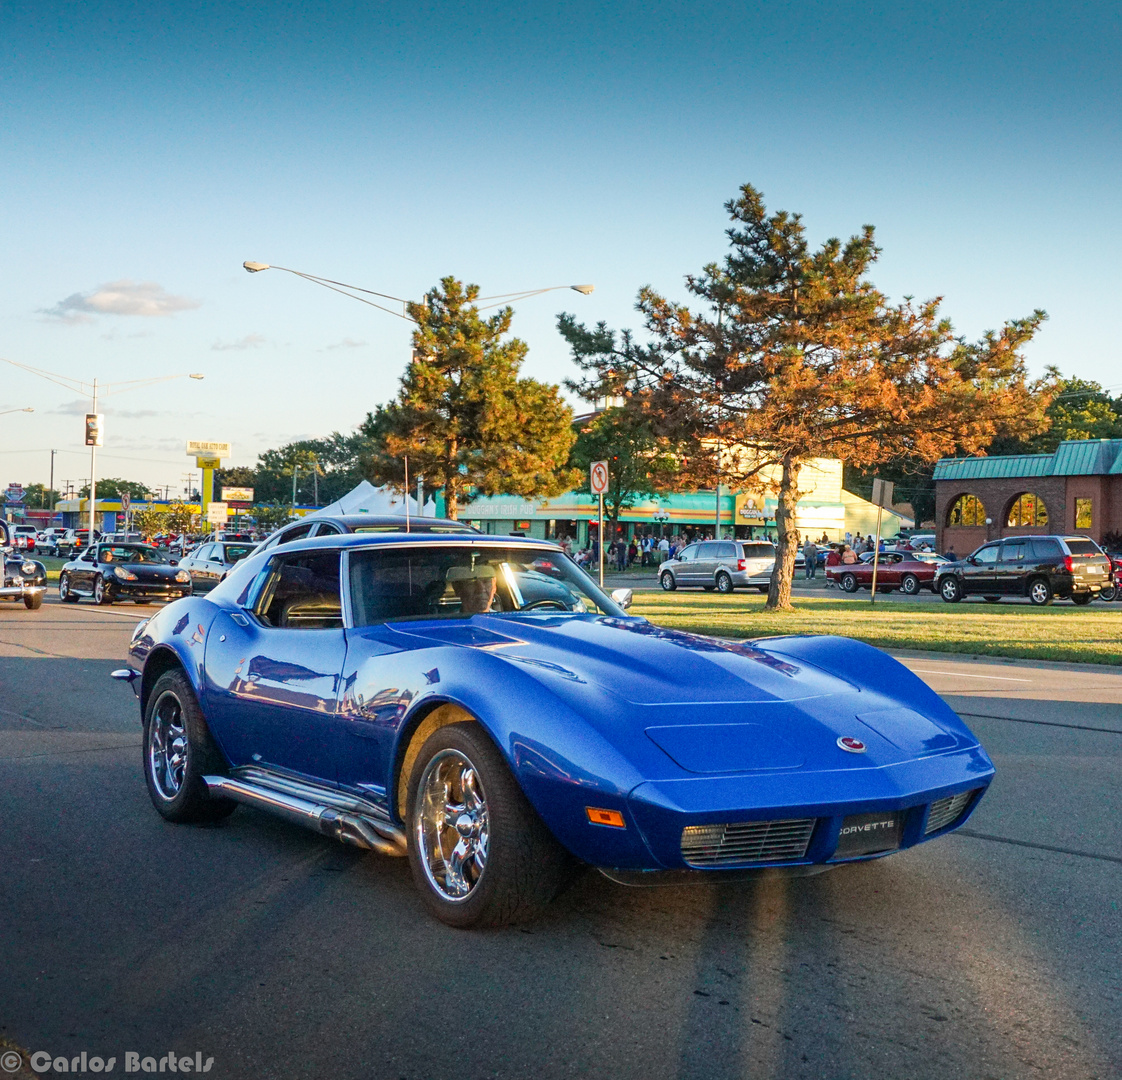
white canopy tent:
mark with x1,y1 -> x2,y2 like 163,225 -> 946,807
300,480 -> 435,520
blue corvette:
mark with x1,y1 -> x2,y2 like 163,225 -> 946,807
114,533 -> 994,927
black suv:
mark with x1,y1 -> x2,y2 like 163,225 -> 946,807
935,535 -> 1112,606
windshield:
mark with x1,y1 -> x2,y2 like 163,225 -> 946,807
348,545 -> 624,625
98,544 -> 167,564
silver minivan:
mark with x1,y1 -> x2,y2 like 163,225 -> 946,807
659,539 -> 776,593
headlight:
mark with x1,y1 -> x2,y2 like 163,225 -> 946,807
21,561 -> 36,574
176,570 -> 191,583
114,566 -> 138,581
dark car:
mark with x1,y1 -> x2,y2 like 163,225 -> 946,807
176,540 -> 257,592
59,542 -> 193,605
0,522 -> 47,610
112,532 -> 992,928
827,551 -> 951,594
255,514 -> 477,554
935,535 -> 1112,606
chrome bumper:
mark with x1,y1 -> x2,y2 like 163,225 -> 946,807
0,584 -> 45,597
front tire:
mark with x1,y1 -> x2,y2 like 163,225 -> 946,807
660,572 -> 676,592
143,670 -> 236,823
715,571 -> 734,594
24,593 -> 43,610
840,573 -> 858,593
1028,577 -> 1053,606
940,576 -> 962,603
58,574 -> 79,603
406,722 -> 572,928
900,574 -> 920,595
93,576 -> 112,605
1071,593 -> 1094,606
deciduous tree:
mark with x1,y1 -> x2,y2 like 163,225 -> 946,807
361,277 -> 578,519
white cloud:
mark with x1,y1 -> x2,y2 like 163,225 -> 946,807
212,334 -> 267,351
324,337 -> 368,350
41,280 -> 201,321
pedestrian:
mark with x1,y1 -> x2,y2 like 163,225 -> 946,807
803,537 -> 818,579
944,545 -> 956,561
841,545 -> 857,565
658,536 -> 670,563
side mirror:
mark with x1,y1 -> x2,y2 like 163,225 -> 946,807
610,587 -> 633,611
169,558 -> 179,566
966,556 -> 977,565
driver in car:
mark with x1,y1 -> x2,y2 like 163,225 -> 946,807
447,564 -> 499,615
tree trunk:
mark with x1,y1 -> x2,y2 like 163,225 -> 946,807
444,476 -> 459,520
765,454 -> 801,611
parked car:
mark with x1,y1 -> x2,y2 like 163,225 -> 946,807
176,539 -> 256,592
52,528 -> 102,557
0,522 -> 47,609
255,514 -> 477,555
659,539 -> 778,593
934,535 -> 1112,605
101,531 -> 144,544
38,527 -> 67,550
59,542 -> 192,605
10,524 -> 39,551
112,532 -> 994,928
827,551 -> 951,594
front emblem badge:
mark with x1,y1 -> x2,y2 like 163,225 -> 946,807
837,736 -> 867,753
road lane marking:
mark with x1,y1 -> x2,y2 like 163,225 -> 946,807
955,828 -> 1122,865
910,668 -> 1032,682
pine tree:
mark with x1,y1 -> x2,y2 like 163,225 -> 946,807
361,277 -> 577,519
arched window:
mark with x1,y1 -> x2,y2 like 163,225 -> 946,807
947,494 -> 986,527
1006,492 -> 1048,527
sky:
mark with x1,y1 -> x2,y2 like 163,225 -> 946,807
2,1 -> 1120,495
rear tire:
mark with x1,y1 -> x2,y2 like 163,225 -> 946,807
1071,593 -> 1094,606
900,574 -> 920,595
660,572 -> 676,592
715,572 -> 734,594
840,573 -> 858,593
406,722 -> 573,928
1099,584 -> 1118,602
940,576 -> 962,603
143,669 -> 236,824
58,574 -> 79,603
1028,578 -> 1053,606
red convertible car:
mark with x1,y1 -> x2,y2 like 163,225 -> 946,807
827,551 -> 950,595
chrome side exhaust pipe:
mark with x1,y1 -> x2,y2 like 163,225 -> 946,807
204,775 -> 407,857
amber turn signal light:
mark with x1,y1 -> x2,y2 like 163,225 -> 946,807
586,807 -> 626,828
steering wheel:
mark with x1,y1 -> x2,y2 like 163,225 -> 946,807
520,598 -> 570,611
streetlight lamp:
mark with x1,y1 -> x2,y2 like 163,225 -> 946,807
0,406 -> 34,416
1,359 -> 204,540
243,261 -> 593,320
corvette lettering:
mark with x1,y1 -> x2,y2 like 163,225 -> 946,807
840,819 -> 897,834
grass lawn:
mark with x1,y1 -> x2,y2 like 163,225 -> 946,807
632,592 -> 1122,666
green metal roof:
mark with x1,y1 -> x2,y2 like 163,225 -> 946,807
934,440 -> 1122,481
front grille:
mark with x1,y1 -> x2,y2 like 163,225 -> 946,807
925,790 -> 975,835
681,818 -> 816,867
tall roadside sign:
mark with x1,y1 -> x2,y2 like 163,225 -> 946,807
187,441 -> 231,532
869,478 -> 895,603
590,460 -> 609,587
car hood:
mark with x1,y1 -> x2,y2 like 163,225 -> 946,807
391,614 -> 856,705
387,616 -> 971,774
116,562 -> 181,579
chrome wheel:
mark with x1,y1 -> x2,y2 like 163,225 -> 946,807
660,572 -> 676,591
58,575 -> 70,601
415,749 -> 489,902
94,576 -> 109,604
901,574 -> 919,595
1029,578 -> 1052,605
148,690 -> 188,801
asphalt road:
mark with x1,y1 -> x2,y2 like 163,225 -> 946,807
1,599 -> 1119,1080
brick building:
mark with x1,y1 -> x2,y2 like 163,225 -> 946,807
934,439 -> 1122,555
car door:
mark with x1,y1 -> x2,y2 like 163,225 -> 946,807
182,543 -> 212,590
693,541 -> 720,585
996,540 -> 1026,594
70,547 -> 99,592
202,547 -> 346,781
961,543 -> 1000,595
873,552 -> 903,586
675,544 -> 701,584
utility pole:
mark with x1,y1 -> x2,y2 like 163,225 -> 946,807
88,379 -> 98,540
49,450 -> 56,518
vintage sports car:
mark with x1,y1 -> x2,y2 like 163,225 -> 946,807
827,551 -> 950,594
60,541 -> 192,605
112,533 -> 994,927
0,522 -> 47,609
